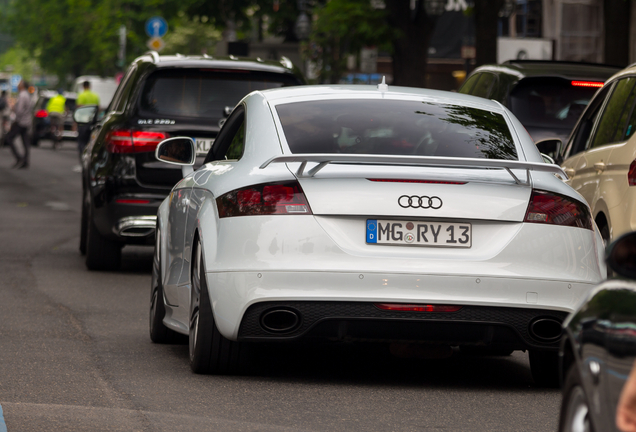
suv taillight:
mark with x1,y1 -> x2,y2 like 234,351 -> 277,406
629,160 -> 636,186
105,130 -> 168,153
524,189 -> 592,230
217,181 -> 312,218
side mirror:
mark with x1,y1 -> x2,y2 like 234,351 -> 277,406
535,138 -> 563,162
73,105 -> 98,124
156,137 -> 196,176
606,231 -> 636,279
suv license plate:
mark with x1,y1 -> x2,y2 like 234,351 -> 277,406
366,219 -> 471,248
194,138 -> 214,156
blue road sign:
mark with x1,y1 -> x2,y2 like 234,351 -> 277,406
145,17 -> 168,38
10,74 -> 21,93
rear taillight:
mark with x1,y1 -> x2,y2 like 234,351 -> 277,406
217,181 -> 312,217
524,189 -> 592,230
629,160 -> 636,186
35,109 -> 48,118
571,81 -> 604,88
375,303 -> 462,312
105,129 -> 168,153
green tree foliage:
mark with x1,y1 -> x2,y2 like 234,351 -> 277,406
6,0 -> 182,84
308,0 -> 395,84
0,45 -> 38,80
162,15 -> 221,56
182,0 -> 254,36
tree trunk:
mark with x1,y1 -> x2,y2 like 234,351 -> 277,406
604,0 -> 630,66
385,0 -> 434,88
474,0 -> 504,66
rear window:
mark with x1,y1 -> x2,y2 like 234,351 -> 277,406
276,99 -> 517,160
509,77 -> 601,129
140,69 -> 300,119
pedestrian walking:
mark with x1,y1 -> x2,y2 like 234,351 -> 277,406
6,80 -> 33,169
0,90 -> 8,147
76,80 -> 99,158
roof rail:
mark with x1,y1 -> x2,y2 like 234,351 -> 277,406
280,56 -> 293,69
144,51 -> 160,64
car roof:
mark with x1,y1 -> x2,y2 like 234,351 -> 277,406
134,52 -> 298,75
473,60 -> 621,81
259,84 -> 505,112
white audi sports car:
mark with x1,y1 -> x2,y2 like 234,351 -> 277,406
149,85 -> 605,384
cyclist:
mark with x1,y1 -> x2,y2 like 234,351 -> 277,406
76,80 -> 99,158
46,88 -> 66,149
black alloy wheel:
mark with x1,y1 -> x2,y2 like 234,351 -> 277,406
529,350 -> 560,387
84,202 -> 122,271
558,365 -> 595,432
189,238 -> 243,374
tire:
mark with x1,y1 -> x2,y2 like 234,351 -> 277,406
149,231 -> 183,343
600,223 -> 610,248
189,238 -> 242,374
599,222 -> 613,278
558,364 -> 595,432
85,204 -> 121,271
79,189 -> 88,255
529,350 -> 560,387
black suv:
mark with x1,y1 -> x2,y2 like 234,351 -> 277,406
76,52 -> 305,270
459,60 -> 620,143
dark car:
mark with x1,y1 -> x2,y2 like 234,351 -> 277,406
75,52 -> 305,271
458,60 -> 621,144
559,232 -> 636,431
31,90 -> 78,147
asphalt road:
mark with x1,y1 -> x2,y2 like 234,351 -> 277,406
0,141 -> 561,432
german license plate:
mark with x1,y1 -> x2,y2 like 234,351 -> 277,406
366,219 -> 471,248
193,137 -> 214,156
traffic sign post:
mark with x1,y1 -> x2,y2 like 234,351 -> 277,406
146,17 -> 167,53
147,37 -> 165,52
145,17 -> 168,38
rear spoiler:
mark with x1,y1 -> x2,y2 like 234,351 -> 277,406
260,154 -> 568,184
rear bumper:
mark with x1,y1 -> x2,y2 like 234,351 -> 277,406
206,271 -> 596,342
93,199 -> 163,245
116,215 -> 157,238
237,300 -> 567,351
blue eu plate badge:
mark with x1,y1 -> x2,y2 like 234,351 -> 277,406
366,220 -> 378,244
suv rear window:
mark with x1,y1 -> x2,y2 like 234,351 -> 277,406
276,99 -> 517,160
140,69 -> 299,118
509,77 -> 601,129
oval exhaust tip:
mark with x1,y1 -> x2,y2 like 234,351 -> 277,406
529,318 -> 562,342
261,309 -> 300,333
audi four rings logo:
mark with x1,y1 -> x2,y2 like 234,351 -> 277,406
398,195 -> 443,209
